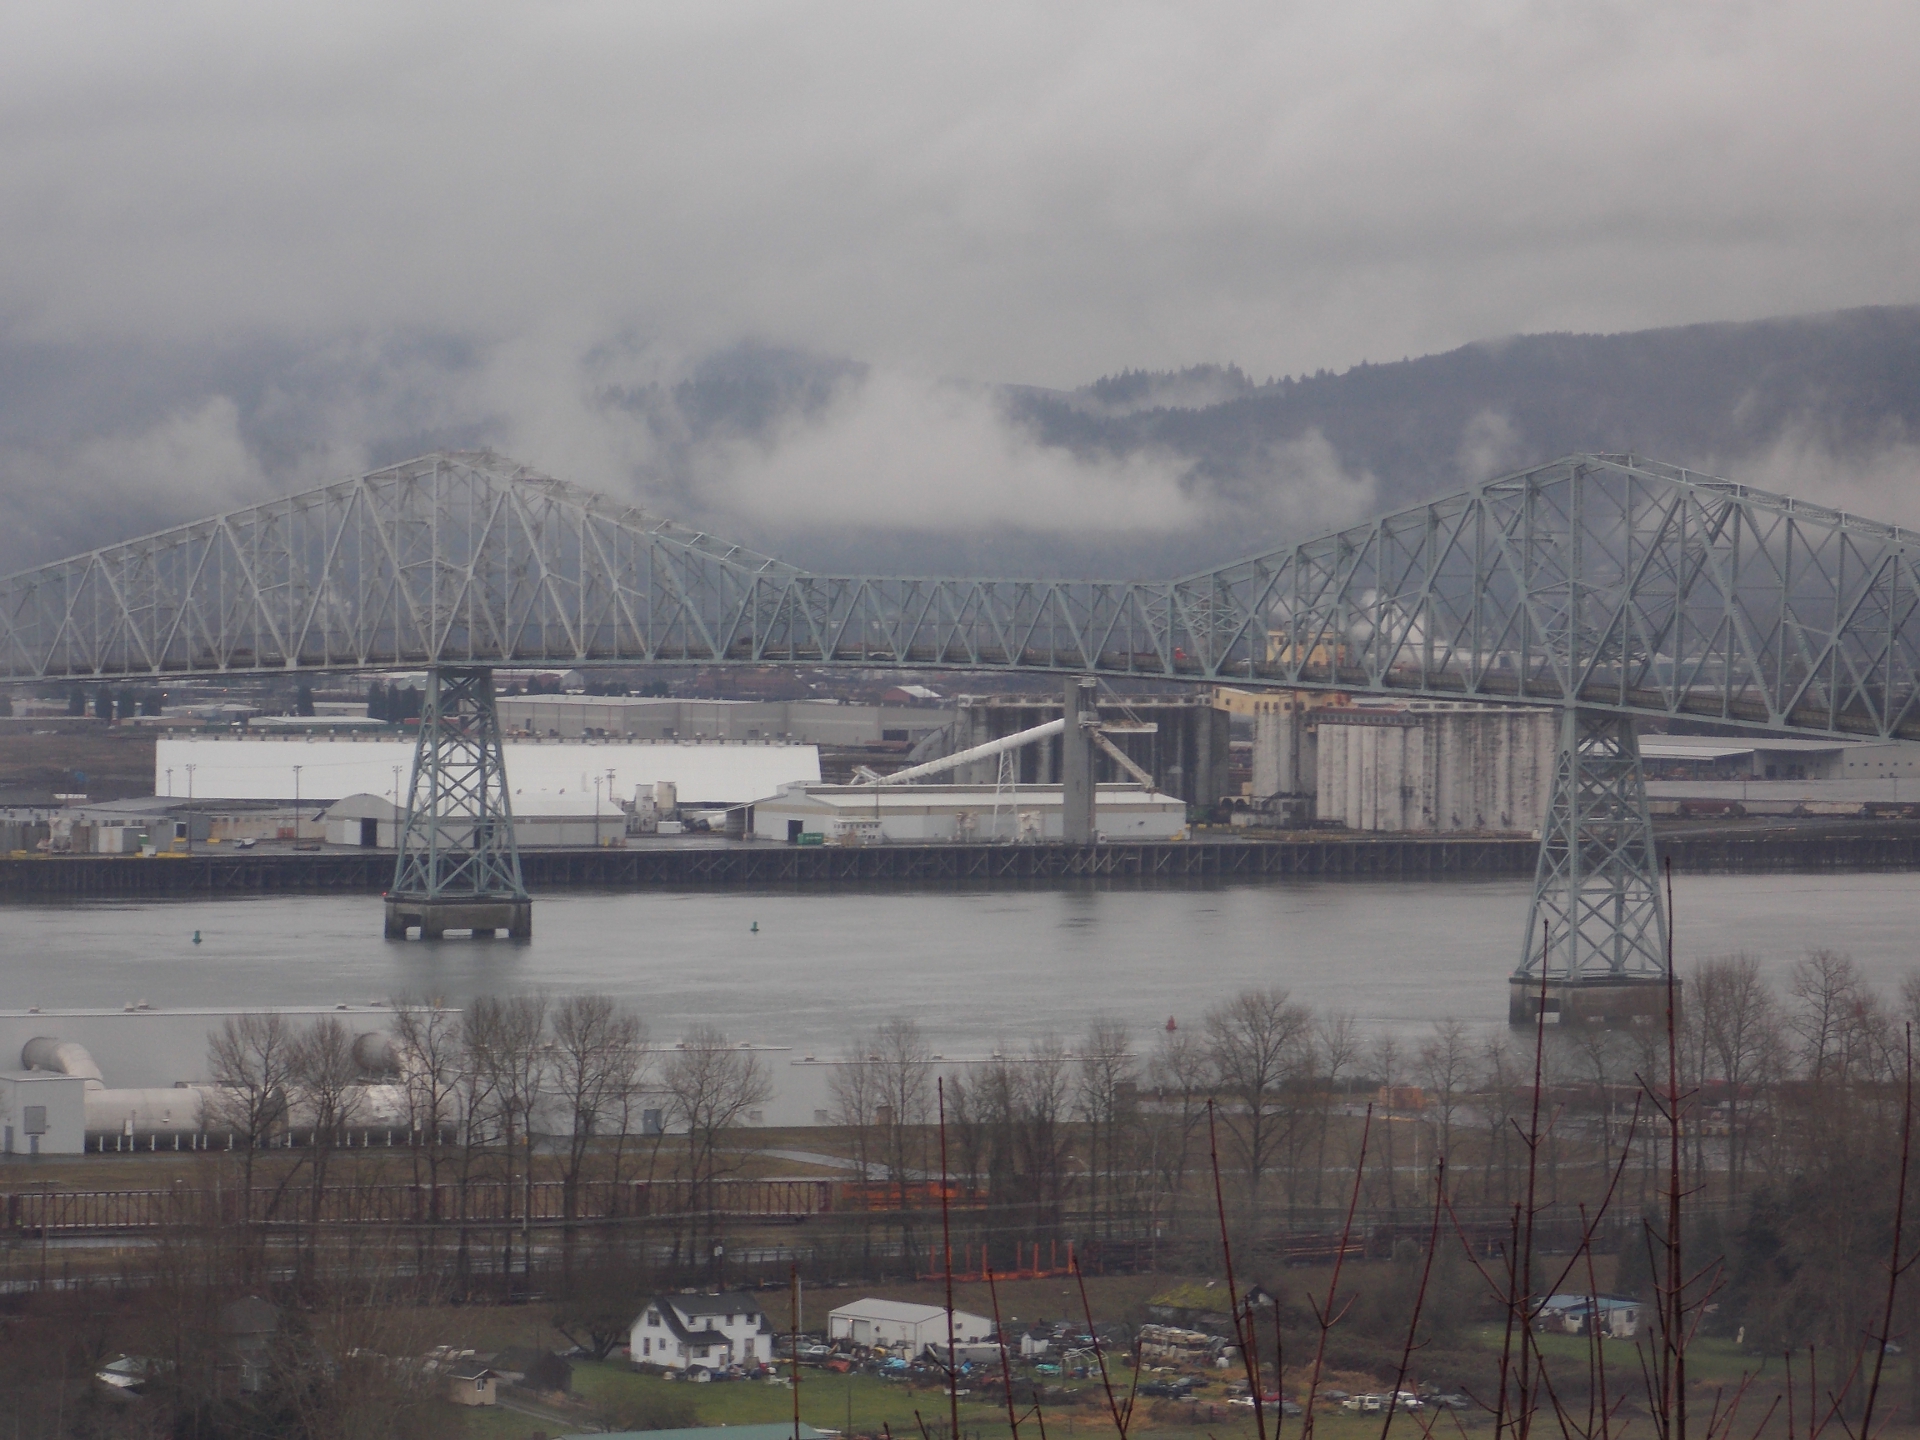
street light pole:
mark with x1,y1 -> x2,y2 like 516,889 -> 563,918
594,776 -> 603,848
292,765 -> 302,844
185,764 -> 196,853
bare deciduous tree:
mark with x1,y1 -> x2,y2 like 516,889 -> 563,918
462,992 -> 550,1285
550,993 -> 650,1218
1140,1023 -> 1209,1249
1417,1018 -> 1472,1183
389,996 -> 462,1202
662,1024 -> 773,1232
204,1011 -> 296,1221
1693,953 -> 1781,1201
1076,1016 -> 1137,1238
1205,987 -> 1313,1212
871,1016 -> 934,1206
288,1016 -> 366,1235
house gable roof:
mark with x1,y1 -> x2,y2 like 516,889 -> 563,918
636,1292 -> 771,1342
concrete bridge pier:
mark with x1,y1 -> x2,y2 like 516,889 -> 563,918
383,897 -> 533,941
1508,974 -> 1670,1027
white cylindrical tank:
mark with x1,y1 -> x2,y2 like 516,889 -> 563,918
87,1087 -> 213,1136
283,1083 -> 412,1131
351,1031 -> 400,1078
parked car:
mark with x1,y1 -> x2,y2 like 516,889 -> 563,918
1342,1394 -> 1386,1413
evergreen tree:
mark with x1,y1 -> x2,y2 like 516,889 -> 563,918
66,688 -> 85,717
296,681 -> 315,717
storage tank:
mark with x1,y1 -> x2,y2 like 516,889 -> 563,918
87,1086 -> 214,1137
351,1031 -> 401,1078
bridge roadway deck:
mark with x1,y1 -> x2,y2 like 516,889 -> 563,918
1,823 -> 1918,896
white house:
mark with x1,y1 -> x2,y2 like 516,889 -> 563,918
630,1293 -> 774,1372
827,1299 -> 995,1352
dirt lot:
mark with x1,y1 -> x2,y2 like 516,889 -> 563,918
0,723 -> 157,803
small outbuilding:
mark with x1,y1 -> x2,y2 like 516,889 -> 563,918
0,1070 -> 86,1156
445,1365 -> 499,1406
827,1298 -> 995,1351
1536,1293 -> 1641,1339
324,794 -> 403,848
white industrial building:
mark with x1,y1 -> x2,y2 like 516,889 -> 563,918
1639,734 -> 1920,780
827,1299 -> 995,1351
155,736 -> 820,808
499,695 -> 951,747
323,793 -> 616,849
750,782 -> 1188,844
1315,702 -> 1556,833
0,1069 -> 87,1156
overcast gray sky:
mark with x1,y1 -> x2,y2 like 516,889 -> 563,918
2,1 -> 1918,561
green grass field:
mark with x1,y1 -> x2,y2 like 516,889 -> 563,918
462,1361 -> 1494,1440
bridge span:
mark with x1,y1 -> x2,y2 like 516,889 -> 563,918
9,451 -> 1917,1013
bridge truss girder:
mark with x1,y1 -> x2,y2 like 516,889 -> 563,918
5,448 -> 1909,974
5,452 -> 1920,746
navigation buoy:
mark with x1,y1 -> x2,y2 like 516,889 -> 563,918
192,930 -> 202,945
751,921 -> 760,934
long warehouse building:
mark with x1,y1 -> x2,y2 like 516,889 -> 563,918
155,736 -> 821,807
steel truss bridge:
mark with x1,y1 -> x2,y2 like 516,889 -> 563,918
7,450 -> 1917,1001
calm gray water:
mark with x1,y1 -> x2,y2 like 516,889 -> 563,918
3,872 -> 1918,1056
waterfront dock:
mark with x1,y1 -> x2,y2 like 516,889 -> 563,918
1,819 -> 1917,896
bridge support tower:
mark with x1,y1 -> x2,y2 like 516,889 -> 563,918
384,666 -> 532,940
1510,708 -> 1670,1026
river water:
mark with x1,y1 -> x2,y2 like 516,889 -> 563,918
4,871 -> 1917,1061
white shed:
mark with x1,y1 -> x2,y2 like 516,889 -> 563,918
827,1299 -> 995,1351
0,1070 -> 87,1156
